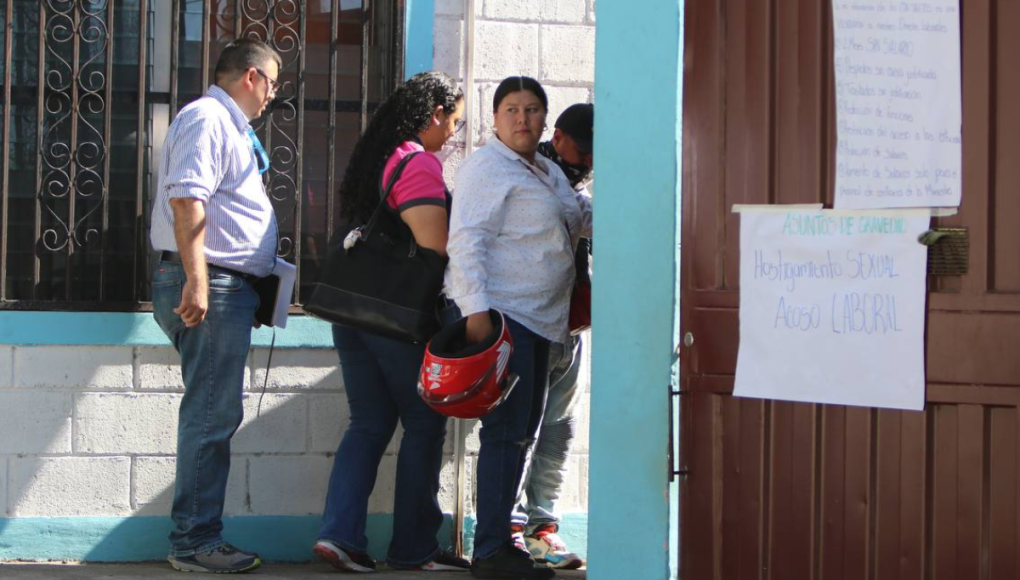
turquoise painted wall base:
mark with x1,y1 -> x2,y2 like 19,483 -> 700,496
0,312 -> 334,348
0,514 -> 589,563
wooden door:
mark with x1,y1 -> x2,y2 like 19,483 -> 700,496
679,1 -> 1020,578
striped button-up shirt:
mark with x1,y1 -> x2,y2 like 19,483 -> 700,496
150,85 -> 277,278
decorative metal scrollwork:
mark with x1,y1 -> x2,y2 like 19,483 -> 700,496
39,0 -> 109,252
0,0 -> 394,305
238,0 -> 303,259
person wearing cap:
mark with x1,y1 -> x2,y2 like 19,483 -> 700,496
509,103 -> 593,570
541,103 -> 594,188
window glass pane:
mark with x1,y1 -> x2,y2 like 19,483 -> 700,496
175,0 -> 206,108
5,0 -> 41,302
298,111 -> 359,300
0,0 -> 6,283
367,0 -> 396,106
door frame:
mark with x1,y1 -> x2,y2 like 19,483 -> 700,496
588,1 -> 684,579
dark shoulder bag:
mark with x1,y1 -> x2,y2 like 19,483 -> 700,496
303,152 -> 449,343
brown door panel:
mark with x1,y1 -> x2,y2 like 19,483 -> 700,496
927,312 -> 1020,385
686,307 -> 738,378
681,394 -> 1020,580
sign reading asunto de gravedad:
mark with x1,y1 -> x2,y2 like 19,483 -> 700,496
734,207 -> 930,411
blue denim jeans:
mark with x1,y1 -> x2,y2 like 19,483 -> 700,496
512,336 -> 583,531
473,317 -> 551,559
318,325 -> 448,567
151,261 -> 257,557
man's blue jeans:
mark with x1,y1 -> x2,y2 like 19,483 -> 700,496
318,325 -> 448,567
152,261 -> 257,557
512,336 -> 583,531
473,317 -> 551,559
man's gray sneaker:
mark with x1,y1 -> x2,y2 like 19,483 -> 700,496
168,544 -> 262,574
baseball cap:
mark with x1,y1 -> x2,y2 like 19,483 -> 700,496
554,103 -> 594,153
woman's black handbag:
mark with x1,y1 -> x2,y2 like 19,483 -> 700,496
303,152 -> 449,343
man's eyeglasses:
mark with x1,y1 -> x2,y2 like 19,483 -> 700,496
254,68 -> 281,93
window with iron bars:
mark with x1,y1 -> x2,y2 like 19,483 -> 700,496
0,0 -> 403,311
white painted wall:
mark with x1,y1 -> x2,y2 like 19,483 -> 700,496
0,343 -> 590,519
433,0 -> 597,185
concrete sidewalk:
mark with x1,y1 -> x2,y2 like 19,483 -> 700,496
0,563 -> 587,579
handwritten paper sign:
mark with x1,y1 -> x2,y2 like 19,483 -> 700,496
832,0 -> 962,209
734,207 -> 930,410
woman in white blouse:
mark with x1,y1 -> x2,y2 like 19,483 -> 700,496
444,76 -> 592,580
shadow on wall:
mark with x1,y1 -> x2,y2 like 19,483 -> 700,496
0,343 -> 459,563
81,387 -> 331,563
0,313 -> 152,561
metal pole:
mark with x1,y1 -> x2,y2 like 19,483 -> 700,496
201,0 -> 211,89
99,0 -> 115,301
359,0 -> 369,133
32,1 -> 45,295
169,0 -> 180,118
452,417 -> 468,556
65,4 -> 80,300
293,0 -> 306,300
325,0 -> 338,240
133,0 -> 149,301
463,0 -> 476,155
452,0 -> 478,556
1,0 -> 14,300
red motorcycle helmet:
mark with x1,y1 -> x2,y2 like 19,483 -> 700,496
418,309 -> 519,419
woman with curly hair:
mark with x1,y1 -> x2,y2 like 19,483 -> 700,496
313,71 -> 468,573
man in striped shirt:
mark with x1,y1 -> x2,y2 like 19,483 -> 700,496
150,39 -> 280,574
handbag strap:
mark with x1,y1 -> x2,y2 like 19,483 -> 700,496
362,151 -> 422,238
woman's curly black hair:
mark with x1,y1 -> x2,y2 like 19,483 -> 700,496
337,71 -> 463,224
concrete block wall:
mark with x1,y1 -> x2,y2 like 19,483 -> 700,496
433,0 -> 597,181
0,342 -> 591,521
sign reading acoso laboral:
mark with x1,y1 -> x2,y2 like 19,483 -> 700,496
832,0 -> 962,209
734,207 -> 930,410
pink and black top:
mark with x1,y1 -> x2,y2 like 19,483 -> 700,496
382,140 -> 449,212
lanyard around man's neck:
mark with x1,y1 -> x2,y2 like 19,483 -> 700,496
247,126 -> 270,175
